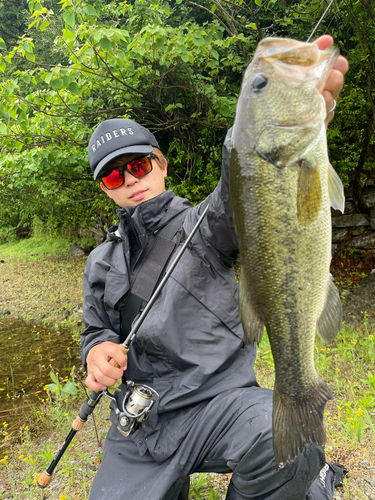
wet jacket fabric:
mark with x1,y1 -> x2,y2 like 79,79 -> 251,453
81,131 -> 258,461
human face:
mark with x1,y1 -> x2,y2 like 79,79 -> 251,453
100,152 -> 167,208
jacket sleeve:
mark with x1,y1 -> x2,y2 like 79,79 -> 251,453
184,127 -> 238,265
80,247 -> 123,371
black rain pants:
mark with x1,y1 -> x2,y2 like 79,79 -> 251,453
88,386 -> 331,500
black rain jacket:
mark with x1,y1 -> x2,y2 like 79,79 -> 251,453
81,130 -> 258,462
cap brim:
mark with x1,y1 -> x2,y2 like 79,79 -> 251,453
93,145 -> 153,179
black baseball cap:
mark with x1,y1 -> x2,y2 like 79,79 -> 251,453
88,118 -> 160,180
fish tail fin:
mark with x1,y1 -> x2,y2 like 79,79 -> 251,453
273,380 -> 333,468
239,277 -> 264,346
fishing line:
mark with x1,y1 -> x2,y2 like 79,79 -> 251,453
306,0 -> 336,42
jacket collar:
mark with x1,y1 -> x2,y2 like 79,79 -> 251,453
116,190 -> 192,239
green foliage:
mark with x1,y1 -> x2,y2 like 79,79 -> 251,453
46,369 -> 78,402
189,473 -> 220,500
0,0 -> 373,238
0,235 -> 77,258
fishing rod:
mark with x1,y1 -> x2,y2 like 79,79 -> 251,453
37,203 -> 209,488
306,0 -> 336,42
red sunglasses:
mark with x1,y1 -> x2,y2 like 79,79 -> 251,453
100,154 -> 155,190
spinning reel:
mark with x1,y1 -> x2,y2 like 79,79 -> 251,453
105,381 -> 159,437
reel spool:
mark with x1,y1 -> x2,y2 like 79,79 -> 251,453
114,381 -> 159,437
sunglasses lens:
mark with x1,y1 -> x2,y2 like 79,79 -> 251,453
101,169 -> 124,189
128,156 -> 153,177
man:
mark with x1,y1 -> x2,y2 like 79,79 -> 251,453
81,36 -> 348,500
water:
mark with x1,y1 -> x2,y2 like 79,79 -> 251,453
0,317 -> 81,426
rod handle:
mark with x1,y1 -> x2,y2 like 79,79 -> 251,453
37,472 -> 52,488
108,344 -> 129,368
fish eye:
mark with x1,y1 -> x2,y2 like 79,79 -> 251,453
251,74 -> 268,92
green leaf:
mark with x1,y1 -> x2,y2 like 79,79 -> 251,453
61,381 -> 78,395
44,73 -> 52,84
0,123 -> 7,134
255,0 -> 262,5
83,5 -> 98,17
0,37 -> 7,50
193,36 -> 205,46
51,78 -> 63,90
49,370 -> 59,385
26,52 -> 35,62
62,29 -> 75,42
249,23 -> 257,29
99,37 -> 112,50
40,19 -> 50,31
70,103 -> 79,112
68,82 -> 80,95
63,10 -> 75,29
219,105 -> 233,117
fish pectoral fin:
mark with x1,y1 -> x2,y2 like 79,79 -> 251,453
239,278 -> 265,346
273,380 -> 333,468
297,159 -> 322,227
316,274 -> 343,344
328,162 -> 345,213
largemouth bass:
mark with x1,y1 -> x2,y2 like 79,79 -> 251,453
229,38 -> 345,467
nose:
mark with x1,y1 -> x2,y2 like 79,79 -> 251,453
124,169 -> 138,187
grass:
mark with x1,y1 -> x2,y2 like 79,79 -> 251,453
0,236 -> 76,261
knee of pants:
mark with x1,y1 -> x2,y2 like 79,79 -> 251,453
230,442 -> 326,500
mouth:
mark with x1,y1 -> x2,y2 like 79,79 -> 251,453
130,189 -> 148,202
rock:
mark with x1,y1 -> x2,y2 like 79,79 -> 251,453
363,188 -> 375,208
351,226 -> 366,237
83,245 -> 94,255
90,222 -> 107,246
350,231 -> 375,249
332,213 -> 370,228
332,229 -> 348,243
68,244 -> 85,256
0,260 -> 5,263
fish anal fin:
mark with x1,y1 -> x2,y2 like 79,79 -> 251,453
297,159 -> 322,227
328,163 -> 345,213
317,274 -> 343,344
273,380 -> 333,468
239,277 -> 264,346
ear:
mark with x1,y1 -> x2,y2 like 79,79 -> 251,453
163,158 -> 168,177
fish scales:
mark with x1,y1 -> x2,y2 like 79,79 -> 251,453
229,38 -> 345,467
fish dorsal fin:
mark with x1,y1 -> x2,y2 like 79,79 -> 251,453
328,163 -> 345,213
316,274 -> 343,344
297,159 -> 322,227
